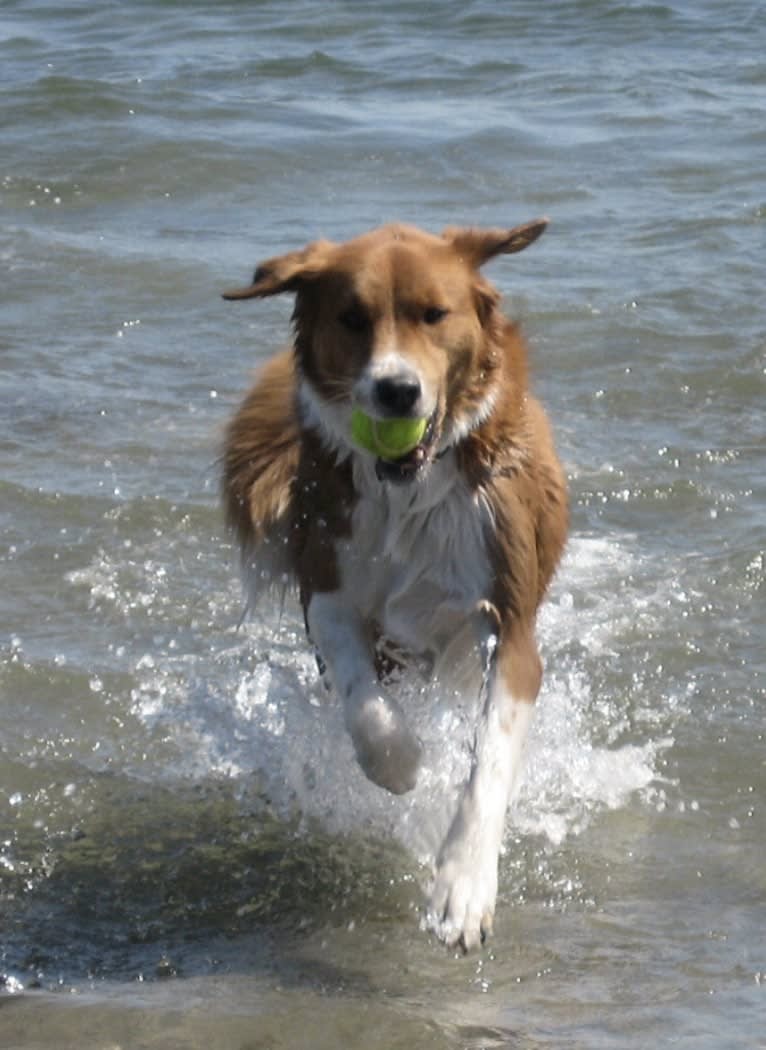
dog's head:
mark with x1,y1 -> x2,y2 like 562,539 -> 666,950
224,220 -> 547,483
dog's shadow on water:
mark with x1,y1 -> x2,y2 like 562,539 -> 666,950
2,770 -> 554,1050
1,770 -> 428,991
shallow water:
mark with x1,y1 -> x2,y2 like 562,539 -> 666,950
2,1 -> 765,1046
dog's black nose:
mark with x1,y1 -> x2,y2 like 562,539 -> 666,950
374,375 -> 421,416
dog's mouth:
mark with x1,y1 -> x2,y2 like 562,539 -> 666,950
374,412 -> 440,485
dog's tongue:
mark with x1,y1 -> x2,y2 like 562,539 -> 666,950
374,443 -> 428,483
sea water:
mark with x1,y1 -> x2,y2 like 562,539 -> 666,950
1,2 -> 764,1046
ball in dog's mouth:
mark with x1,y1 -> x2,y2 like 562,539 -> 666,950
374,414 -> 439,484
350,410 -> 427,459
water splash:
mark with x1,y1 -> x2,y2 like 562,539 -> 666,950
118,534 -> 675,866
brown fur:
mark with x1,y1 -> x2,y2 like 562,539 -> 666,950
222,351 -> 299,566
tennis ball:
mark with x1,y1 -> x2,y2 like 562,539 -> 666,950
351,409 -> 428,460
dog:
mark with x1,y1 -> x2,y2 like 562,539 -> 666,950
221,220 -> 568,951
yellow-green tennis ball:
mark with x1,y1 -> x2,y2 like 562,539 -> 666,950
351,410 -> 427,460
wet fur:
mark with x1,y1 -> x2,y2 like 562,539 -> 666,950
222,221 -> 568,950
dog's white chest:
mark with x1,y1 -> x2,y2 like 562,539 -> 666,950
336,456 -> 492,654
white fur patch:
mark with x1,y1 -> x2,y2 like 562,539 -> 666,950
297,377 -> 355,461
427,690 -> 535,950
337,451 -> 493,655
306,590 -> 422,795
440,382 -> 500,451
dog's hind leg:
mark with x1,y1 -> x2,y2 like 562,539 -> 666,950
306,592 -> 422,795
428,611 -> 540,951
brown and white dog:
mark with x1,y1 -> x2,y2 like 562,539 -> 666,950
221,220 -> 568,951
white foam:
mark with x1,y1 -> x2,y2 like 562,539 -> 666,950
122,533 -> 675,863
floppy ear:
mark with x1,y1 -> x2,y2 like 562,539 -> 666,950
443,218 -> 549,268
222,239 -> 336,300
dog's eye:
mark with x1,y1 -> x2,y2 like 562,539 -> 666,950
423,306 -> 448,325
339,305 -> 369,333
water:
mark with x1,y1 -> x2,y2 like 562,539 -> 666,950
1,0 -> 764,1045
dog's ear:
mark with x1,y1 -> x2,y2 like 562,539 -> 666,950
222,239 -> 336,300
443,218 -> 549,268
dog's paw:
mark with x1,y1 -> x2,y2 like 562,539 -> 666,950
347,694 -> 422,795
426,845 -> 497,952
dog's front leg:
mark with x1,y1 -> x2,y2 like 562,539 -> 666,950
306,592 -> 422,795
428,619 -> 541,951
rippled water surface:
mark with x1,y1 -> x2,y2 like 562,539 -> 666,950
1,1 -> 765,1046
